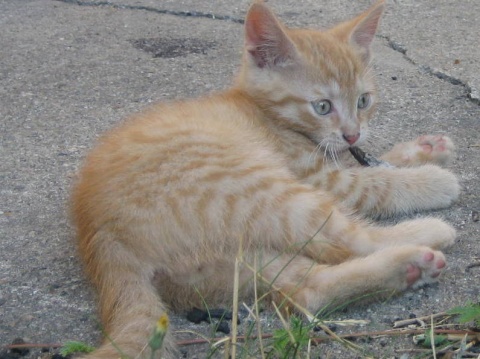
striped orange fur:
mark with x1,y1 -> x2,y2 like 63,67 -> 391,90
72,1 -> 459,358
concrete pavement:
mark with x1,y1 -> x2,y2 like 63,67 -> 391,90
1,0 -> 479,357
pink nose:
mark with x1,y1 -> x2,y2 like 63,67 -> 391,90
343,133 -> 360,145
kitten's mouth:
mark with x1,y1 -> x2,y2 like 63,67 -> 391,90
293,129 -> 395,168
349,147 -> 395,168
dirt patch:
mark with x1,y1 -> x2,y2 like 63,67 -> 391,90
132,38 -> 216,58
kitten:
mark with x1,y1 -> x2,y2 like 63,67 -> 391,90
71,1 -> 459,358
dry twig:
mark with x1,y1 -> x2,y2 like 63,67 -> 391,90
393,312 -> 451,328
2,343 -> 62,350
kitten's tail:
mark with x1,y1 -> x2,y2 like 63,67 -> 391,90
78,229 -> 175,359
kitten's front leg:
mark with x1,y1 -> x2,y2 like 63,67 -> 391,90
311,165 -> 460,217
380,135 -> 455,167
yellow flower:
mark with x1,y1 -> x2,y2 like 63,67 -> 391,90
156,313 -> 169,334
149,313 -> 169,356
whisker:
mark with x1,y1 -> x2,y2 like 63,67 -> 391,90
305,141 -> 324,177
312,143 -> 322,167
332,145 -> 341,170
306,145 -> 317,170
322,141 -> 332,170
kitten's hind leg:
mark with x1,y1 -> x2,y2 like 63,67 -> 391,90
362,217 -> 456,253
380,135 -> 455,167
259,245 -> 447,315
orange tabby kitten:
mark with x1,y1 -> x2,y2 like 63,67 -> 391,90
72,1 -> 459,358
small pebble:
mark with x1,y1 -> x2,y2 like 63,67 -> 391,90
472,210 -> 479,222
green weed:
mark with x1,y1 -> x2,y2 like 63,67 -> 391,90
60,341 -> 95,356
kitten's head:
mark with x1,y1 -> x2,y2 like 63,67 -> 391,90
237,0 -> 385,152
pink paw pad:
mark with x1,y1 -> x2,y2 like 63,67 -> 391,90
415,135 -> 455,166
420,143 -> 433,153
417,135 -> 448,155
423,251 -> 434,261
406,264 -> 421,286
406,250 -> 446,287
388,135 -> 454,166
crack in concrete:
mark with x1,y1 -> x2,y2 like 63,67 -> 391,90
380,35 -> 479,105
55,0 -> 245,24
418,65 -> 463,86
57,0 -> 479,105
417,66 -> 479,105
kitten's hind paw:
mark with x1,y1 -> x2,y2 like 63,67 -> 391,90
382,135 -> 455,167
406,247 -> 446,288
392,217 -> 456,250
379,246 -> 447,291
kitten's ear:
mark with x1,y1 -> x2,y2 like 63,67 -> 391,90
331,0 -> 385,64
244,1 -> 298,68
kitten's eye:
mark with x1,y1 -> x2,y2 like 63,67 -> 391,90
311,100 -> 332,116
357,93 -> 371,109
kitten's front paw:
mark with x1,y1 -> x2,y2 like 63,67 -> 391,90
383,135 -> 455,167
422,164 -> 460,208
414,135 -> 455,165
